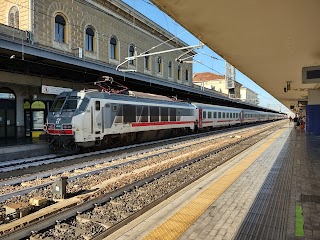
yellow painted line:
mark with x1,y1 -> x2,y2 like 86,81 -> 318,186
144,129 -> 285,240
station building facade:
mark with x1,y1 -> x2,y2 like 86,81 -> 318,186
0,0 -> 193,140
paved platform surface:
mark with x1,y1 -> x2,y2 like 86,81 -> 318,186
0,138 -> 49,161
105,123 -> 320,240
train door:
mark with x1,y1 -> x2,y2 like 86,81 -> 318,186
240,111 -> 244,124
198,108 -> 203,128
94,100 -> 102,133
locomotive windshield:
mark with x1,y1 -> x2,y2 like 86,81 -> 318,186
50,96 -> 80,112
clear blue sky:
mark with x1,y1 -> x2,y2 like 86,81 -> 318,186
122,0 -> 290,114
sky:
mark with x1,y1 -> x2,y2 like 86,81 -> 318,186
122,0 -> 290,114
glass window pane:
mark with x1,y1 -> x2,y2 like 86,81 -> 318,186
33,111 -> 44,130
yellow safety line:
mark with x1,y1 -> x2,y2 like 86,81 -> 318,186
144,129 -> 285,240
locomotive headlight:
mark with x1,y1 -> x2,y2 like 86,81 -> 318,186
63,124 -> 72,129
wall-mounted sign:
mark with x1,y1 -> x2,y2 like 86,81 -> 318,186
302,66 -> 320,83
41,85 -> 72,95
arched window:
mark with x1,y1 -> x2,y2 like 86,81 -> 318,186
144,51 -> 150,70
157,57 -> 162,74
55,15 -> 66,42
110,37 -> 117,60
168,61 -> 172,78
85,27 -> 94,51
185,69 -> 189,81
8,6 -> 19,28
177,64 -> 181,80
129,45 -> 135,65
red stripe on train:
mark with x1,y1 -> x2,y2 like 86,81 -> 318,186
47,129 -> 73,135
216,120 -> 240,123
132,121 -> 195,127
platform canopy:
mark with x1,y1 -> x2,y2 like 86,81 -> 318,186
150,0 -> 320,111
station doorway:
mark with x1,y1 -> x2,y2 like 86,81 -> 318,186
24,100 -> 53,138
0,88 -> 16,139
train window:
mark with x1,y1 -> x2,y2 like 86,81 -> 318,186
170,108 -> 176,121
203,111 -> 207,119
62,96 -> 79,111
150,106 -> 159,122
105,104 -> 110,108
78,98 -> 89,112
222,112 -> 225,118
218,112 -> 221,118
95,101 -> 100,111
114,105 -> 123,123
137,106 -> 143,122
123,105 -> 136,123
177,110 -> 182,116
208,112 -> 212,119
141,106 -> 149,122
226,113 -> 229,118
161,107 -> 168,121
51,98 -> 65,112
213,112 -> 217,118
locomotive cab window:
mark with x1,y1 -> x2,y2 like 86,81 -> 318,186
51,96 -> 79,112
51,98 -> 65,112
95,101 -> 100,111
78,98 -> 89,112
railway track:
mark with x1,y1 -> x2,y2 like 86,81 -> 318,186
0,121 -> 286,239
0,125 -> 245,176
0,132 -> 242,203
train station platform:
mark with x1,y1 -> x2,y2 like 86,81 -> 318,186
105,123 -> 320,240
0,138 -> 49,162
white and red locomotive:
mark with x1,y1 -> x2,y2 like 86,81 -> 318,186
44,89 -> 284,151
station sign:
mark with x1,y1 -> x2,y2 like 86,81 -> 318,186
41,85 -> 73,95
302,66 -> 320,83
